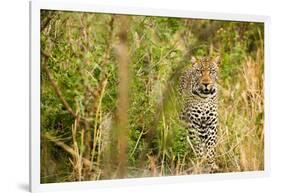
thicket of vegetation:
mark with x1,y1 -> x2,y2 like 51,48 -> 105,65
40,10 -> 264,183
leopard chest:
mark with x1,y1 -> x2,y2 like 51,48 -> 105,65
186,99 -> 218,136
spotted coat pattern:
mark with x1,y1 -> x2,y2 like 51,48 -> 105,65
179,56 -> 220,172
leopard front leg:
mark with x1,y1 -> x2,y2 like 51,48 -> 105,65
188,128 -> 204,159
180,108 -> 204,159
205,125 -> 218,173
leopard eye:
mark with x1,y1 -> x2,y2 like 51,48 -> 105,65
197,69 -> 203,75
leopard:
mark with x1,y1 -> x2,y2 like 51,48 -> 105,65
179,56 -> 220,173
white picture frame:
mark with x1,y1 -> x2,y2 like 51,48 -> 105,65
30,0 -> 270,192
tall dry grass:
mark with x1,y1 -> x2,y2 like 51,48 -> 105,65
40,11 -> 264,182
216,48 -> 264,172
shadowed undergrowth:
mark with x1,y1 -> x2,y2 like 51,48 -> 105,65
40,10 -> 264,183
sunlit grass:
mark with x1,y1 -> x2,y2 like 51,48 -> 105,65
40,10 -> 264,183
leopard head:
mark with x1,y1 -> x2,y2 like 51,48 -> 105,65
191,56 -> 220,98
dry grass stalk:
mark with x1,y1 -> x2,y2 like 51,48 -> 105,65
114,15 -> 130,178
44,132 -> 92,168
70,112 -> 84,181
90,77 -> 108,171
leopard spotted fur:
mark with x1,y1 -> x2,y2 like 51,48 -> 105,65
179,56 -> 220,173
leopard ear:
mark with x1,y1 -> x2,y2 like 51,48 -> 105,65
214,56 -> 220,66
191,56 -> 197,66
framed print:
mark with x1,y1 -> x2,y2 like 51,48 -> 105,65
30,0 -> 270,192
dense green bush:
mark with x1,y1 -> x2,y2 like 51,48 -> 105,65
41,10 -> 264,183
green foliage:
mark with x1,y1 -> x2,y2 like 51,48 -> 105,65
41,10 -> 264,183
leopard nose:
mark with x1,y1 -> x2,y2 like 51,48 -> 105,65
202,82 -> 209,87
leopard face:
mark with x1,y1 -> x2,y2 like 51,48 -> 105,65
190,56 -> 220,98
